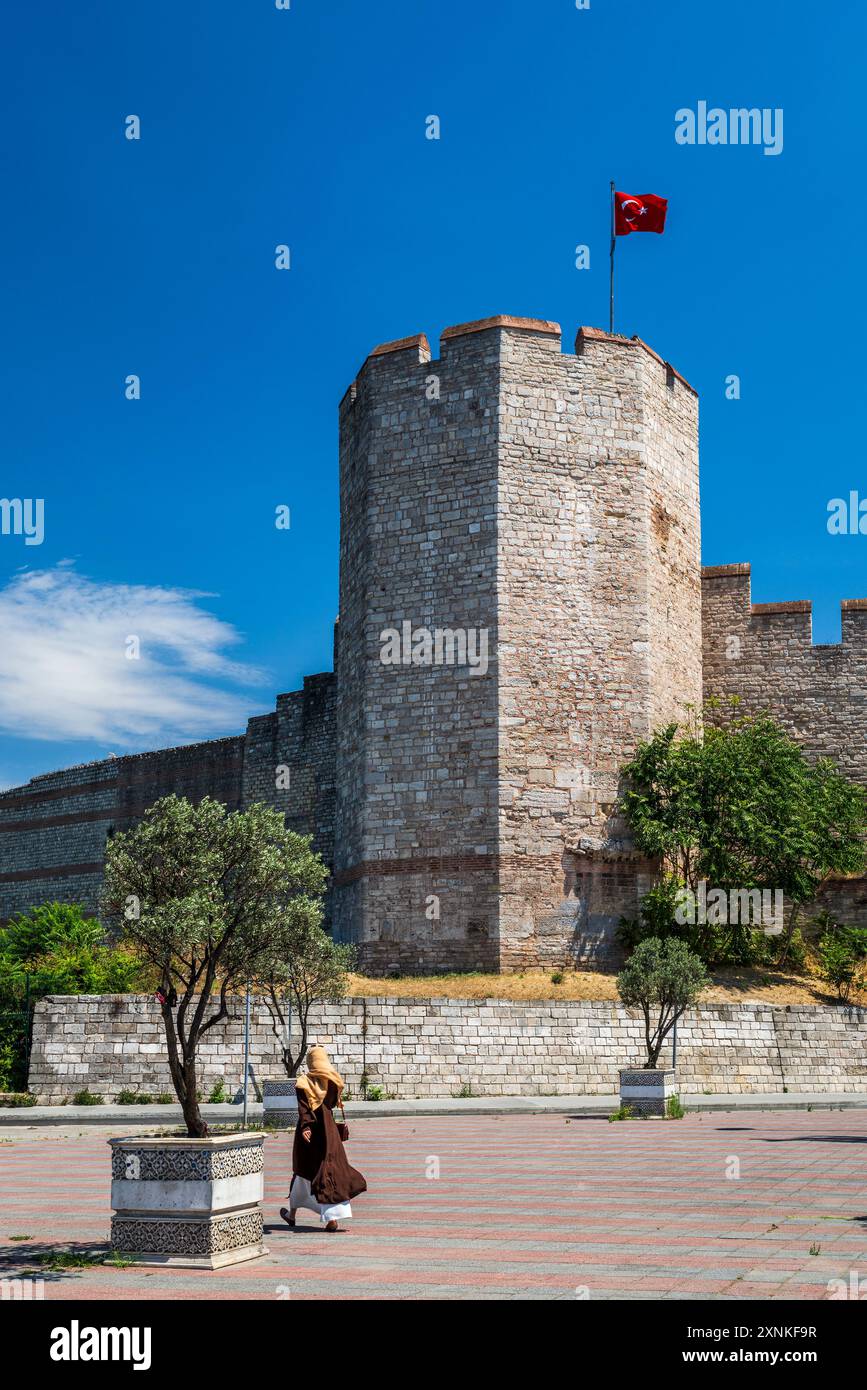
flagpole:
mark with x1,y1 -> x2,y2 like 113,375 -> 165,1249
609,180 -> 616,334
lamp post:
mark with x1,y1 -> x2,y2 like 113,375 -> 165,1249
242,981 -> 251,1128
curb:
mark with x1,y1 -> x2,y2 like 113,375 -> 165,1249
2,1092 -> 866,1127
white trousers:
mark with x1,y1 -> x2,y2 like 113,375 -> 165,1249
289,1174 -> 352,1224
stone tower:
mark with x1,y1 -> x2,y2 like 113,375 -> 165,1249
332,316 -> 701,973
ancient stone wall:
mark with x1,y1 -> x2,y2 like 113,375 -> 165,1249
0,673 -> 338,924
28,993 -> 867,1102
702,563 -> 867,782
495,324 -> 701,969
333,317 -> 701,972
702,563 -> 867,927
333,326 -> 502,973
0,737 -> 245,920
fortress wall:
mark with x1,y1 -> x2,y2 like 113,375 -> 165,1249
333,328 -> 502,973
241,674 -> 337,866
0,676 -> 339,928
702,564 -> 867,782
28,993 -> 867,1102
702,564 -> 867,927
0,736 -> 245,921
494,326 -> 701,967
638,343 -> 703,731
333,319 -> 703,972
496,326 -> 650,965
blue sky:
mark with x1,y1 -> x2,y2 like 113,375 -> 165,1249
1,0 -> 864,789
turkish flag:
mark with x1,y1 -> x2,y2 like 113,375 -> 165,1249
614,191 -> 668,235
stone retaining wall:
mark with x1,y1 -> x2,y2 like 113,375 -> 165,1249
27,995 -> 867,1103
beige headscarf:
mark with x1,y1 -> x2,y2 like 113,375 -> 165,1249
295,1045 -> 344,1113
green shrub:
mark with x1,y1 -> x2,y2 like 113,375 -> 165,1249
72,1089 -> 103,1106
817,926 -> 867,1002
365,1084 -> 384,1102
0,1092 -> 36,1108
0,902 -> 150,1090
665,1094 -> 686,1119
618,876 -> 690,953
208,1079 -> 228,1104
116,1089 -> 152,1105
155,1092 -> 174,1105
619,709 -> 867,969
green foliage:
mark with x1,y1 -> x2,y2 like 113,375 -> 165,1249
106,1251 -> 135,1269
72,1089 -> 103,1106
0,1035 -> 20,1093
257,918 -> 355,1079
550,970 -> 564,985
0,902 -> 147,1090
37,1248 -> 103,1270
208,1079 -> 228,1104
116,1089 -> 152,1105
155,1092 -> 174,1105
102,795 -> 329,1136
618,875 -> 690,952
608,1104 -> 633,1122
617,937 -> 709,1068
619,706 -> 866,966
0,1092 -> 36,1108
365,1084 -> 384,1102
816,925 -> 867,1002
665,1094 -> 686,1119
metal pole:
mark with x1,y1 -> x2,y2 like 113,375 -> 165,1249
609,180 -> 616,334
672,1013 -> 678,1070
242,981 -> 251,1128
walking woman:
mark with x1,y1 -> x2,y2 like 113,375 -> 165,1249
280,1045 -> 367,1232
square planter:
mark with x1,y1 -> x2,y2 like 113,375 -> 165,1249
108,1132 -> 268,1269
262,1078 -> 298,1129
619,1067 -> 677,1117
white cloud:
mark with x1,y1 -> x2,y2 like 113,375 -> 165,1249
0,568 -> 267,745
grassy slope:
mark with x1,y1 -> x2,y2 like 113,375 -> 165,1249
346,966 -> 865,1007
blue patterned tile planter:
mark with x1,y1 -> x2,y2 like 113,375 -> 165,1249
108,1133 -> 268,1269
262,1078 -> 298,1129
618,1068 -> 677,1118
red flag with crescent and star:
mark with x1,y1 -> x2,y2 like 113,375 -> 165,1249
614,191 -> 668,235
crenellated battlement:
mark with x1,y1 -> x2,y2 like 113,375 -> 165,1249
702,562 -> 867,649
702,563 -> 867,787
341,315 -> 697,411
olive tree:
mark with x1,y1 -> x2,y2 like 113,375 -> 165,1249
617,937 -> 709,1068
256,921 -> 355,1078
102,795 -> 328,1137
620,702 -> 866,964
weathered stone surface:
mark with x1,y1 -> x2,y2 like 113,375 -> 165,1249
28,994 -> 867,1102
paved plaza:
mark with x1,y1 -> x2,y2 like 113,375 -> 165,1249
1,1111 -> 866,1300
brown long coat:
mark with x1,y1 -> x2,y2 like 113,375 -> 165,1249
292,1088 -> 367,1205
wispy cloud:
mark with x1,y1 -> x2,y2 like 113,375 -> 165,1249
0,568 -> 267,745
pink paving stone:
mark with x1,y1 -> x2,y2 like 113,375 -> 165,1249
1,1112 -> 866,1300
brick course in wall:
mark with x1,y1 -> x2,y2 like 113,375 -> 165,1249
27,994 -> 867,1103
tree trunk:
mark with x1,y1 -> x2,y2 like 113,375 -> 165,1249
181,1054 -> 207,1137
159,1000 -> 207,1137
